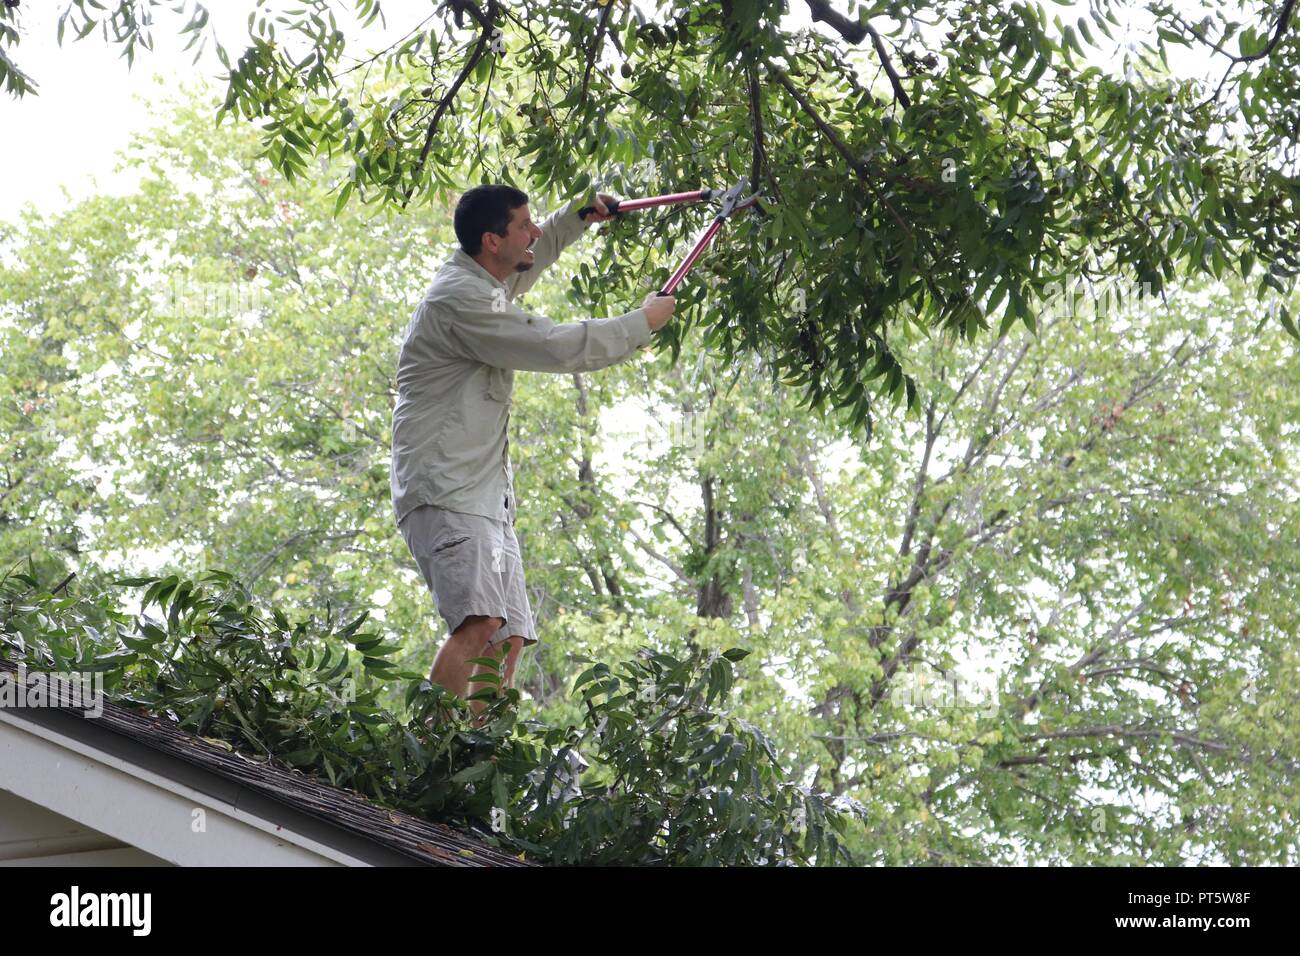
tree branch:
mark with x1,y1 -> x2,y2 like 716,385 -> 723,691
803,0 -> 912,108
578,1 -> 612,105
404,1 -> 499,206
768,62 -> 914,239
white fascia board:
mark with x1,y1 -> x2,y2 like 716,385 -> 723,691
0,709 -> 373,867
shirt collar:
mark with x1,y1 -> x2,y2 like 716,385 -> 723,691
450,247 -> 509,294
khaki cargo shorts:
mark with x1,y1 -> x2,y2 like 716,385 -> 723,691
399,498 -> 539,648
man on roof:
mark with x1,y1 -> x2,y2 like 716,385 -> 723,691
391,184 -> 675,726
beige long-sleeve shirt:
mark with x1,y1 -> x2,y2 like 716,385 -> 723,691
390,197 -> 654,527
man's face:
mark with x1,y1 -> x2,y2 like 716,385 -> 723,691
487,204 -> 543,273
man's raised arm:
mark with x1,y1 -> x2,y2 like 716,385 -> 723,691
436,284 -> 674,374
503,195 -> 593,300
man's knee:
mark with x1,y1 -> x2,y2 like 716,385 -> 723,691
451,614 -> 504,643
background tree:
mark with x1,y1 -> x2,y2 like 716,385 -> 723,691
3,85 -> 1296,862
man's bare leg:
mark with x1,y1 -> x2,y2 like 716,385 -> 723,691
466,634 -> 533,727
499,637 -> 527,691
466,640 -> 502,725
428,615 -> 502,725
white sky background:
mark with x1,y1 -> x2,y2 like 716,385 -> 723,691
0,1 -> 427,219
0,2 -> 1252,861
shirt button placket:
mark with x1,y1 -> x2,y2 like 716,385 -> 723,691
503,409 -> 511,519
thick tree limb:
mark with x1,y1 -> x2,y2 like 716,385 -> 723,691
625,523 -> 691,584
803,0 -> 912,108
578,0 -> 613,104
897,399 -> 937,559
404,1 -> 500,205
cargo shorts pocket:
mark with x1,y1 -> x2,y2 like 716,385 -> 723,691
430,533 -> 471,556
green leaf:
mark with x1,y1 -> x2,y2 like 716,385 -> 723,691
82,651 -> 138,672
1238,27 -> 1265,58
1061,24 -> 1082,56
333,180 -> 353,217
120,630 -> 166,652
1076,17 -> 1095,47
1026,56 -> 1049,86
1278,304 -> 1300,343
452,761 -> 496,783
339,611 -> 369,640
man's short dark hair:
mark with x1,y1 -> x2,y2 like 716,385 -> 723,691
454,184 -> 529,255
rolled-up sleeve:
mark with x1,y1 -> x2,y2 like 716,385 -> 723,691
440,286 -> 653,373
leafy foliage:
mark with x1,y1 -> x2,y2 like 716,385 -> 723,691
3,0 -> 1297,423
0,560 -> 863,865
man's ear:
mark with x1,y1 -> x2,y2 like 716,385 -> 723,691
480,232 -> 499,255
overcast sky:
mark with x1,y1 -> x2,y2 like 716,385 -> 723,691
0,0 -> 418,221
